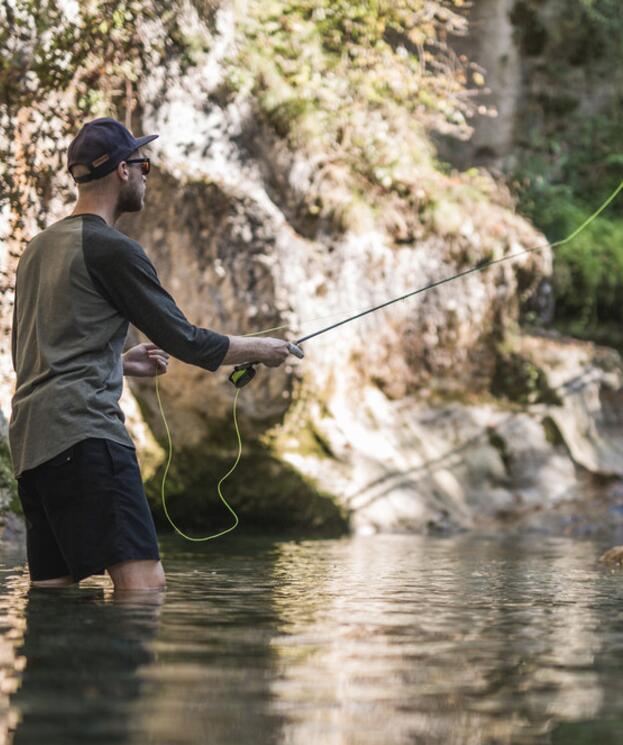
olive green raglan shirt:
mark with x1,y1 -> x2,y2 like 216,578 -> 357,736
9,213 -> 230,479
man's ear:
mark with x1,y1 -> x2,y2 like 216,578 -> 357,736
116,159 -> 130,183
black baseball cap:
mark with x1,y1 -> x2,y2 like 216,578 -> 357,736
67,117 -> 159,183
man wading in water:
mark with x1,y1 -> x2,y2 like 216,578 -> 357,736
9,117 -> 290,591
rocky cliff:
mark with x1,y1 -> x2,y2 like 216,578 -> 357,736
2,0 -> 623,539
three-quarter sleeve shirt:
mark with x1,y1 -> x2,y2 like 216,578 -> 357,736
9,213 -> 230,478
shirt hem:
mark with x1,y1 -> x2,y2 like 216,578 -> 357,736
14,431 -> 135,479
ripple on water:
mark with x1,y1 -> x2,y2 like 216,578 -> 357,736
0,533 -> 622,744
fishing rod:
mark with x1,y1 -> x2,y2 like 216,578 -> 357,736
228,177 -> 623,389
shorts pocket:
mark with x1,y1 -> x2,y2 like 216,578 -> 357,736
34,443 -> 81,511
42,444 -> 76,469
102,439 -> 119,476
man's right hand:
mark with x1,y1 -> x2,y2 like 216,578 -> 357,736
257,337 -> 290,367
221,335 -> 293,368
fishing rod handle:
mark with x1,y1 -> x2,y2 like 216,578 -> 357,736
228,342 -> 304,388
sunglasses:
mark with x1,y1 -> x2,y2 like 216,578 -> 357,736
125,157 -> 151,175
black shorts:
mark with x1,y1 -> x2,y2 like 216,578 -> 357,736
16,437 -> 161,583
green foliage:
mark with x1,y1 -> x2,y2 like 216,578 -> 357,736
518,115 -> 623,207
230,0 -> 478,211
524,189 -> 623,328
513,0 -> 623,338
516,129 -> 623,333
491,351 -> 561,406
0,0 -> 201,231
575,0 -> 623,56
1,0 -> 482,235
0,439 -> 20,514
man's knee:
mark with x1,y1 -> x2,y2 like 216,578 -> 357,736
106,559 -> 166,591
31,575 -> 75,588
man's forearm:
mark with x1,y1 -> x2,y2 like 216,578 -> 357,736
220,336 -> 270,366
120,341 -> 250,370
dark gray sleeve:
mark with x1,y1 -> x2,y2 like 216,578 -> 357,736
83,235 -> 230,372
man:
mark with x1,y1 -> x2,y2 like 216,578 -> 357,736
9,117 -> 290,591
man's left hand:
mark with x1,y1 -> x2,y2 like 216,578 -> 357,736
123,342 -> 170,377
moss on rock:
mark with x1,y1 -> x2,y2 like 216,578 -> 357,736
0,439 -> 20,516
144,440 -> 349,538
491,351 -> 561,406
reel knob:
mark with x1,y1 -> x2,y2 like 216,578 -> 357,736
287,342 -> 304,359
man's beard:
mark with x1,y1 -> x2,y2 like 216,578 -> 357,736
116,180 -> 143,213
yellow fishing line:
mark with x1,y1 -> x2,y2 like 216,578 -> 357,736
155,375 -> 241,541
156,180 -> 623,541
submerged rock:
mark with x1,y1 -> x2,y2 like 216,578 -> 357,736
598,547 -> 623,566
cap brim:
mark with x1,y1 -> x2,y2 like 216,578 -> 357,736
135,134 -> 159,148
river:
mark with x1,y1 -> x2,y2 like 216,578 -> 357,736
0,531 -> 621,744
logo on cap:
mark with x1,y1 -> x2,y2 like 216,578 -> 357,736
91,154 -> 110,168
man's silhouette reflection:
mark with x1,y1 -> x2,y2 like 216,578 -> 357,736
9,585 -> 163,745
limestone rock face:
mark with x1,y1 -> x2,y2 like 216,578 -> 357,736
1,0 -> 622,538
521,336 -> 623,479
105,2 -> 555,533
270,332 -> 623,535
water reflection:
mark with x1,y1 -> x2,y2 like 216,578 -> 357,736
268,535 -> 607,744
0,565 -> 28,744
135,544 -> 286,745
10,581 -> 162,745
0,534 -> 621,744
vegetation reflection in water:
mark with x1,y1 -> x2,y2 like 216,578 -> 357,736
0,533 -> 622,744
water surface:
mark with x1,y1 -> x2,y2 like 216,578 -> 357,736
0,532 -> 622,744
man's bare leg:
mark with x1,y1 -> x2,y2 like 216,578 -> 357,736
107,559 -> 166,591
31,576 -> 75,588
